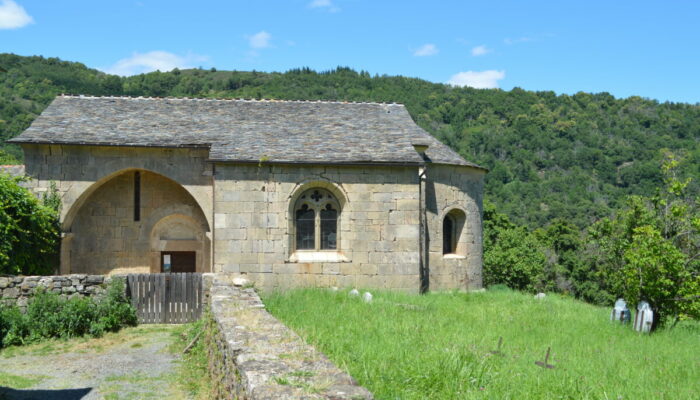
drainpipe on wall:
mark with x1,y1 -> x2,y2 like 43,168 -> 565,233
413,143 -> 430,293
210,163 -> 216,273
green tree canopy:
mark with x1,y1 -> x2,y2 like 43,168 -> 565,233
0,174 -> 59,275
588,153 -> 700,327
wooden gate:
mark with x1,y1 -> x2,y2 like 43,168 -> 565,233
126,273 -> 203,324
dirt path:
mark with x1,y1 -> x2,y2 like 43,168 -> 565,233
0,325 -> 190,400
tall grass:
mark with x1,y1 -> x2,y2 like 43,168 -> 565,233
170,314 -> 214,399
265,288 -> 699,399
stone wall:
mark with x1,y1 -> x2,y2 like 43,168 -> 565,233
0,165 -> 35,192
69,170 -> 210,275
0,164 -> 26,178
0,274 -> 109,309
207,274 -> 372,399
15,143 -> 484,291
19,144 -> 214,275
214,163 -> 422,292
20,144 -> 214,231
213,163 -> 484,292
426,164 -> 485,290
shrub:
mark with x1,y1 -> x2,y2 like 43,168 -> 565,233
0,278 -> 137,347
483,201 -> 549,292
24,288 -> 65,340
94,278 -> 138,334
0,305 -> 28,347
0,173 -> 60,275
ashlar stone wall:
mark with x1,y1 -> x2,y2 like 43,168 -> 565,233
70,170 -> 210,274
426,164 -> 485,290
13,144 -> 484,291
19,144 -> 214,275
20,144 -> 213,231
214,164 -> 422,292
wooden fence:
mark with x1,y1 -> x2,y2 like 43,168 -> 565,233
126,273 -> 203,324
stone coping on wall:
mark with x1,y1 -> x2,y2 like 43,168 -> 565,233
208,273 -> 373,399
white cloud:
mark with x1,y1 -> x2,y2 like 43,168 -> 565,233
413,44 -> 438,57
103,51 -> 207,76
471,45 -> 492,56
247,31 -> 271,49
0,0 -> 33,30
308,0 -> 340,12
447,70 -> 505,89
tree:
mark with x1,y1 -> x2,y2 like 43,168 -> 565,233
483,201 -> 549,292
623,226 -> 696,328
536,219 -> 611,303
0,174 -> 60,275
589,152 -> 700,328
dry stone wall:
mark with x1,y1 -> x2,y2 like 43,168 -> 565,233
0,274 -> 109,309
207,274 -> 373,399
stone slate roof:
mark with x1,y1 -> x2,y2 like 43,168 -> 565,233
9,95 -> 484,168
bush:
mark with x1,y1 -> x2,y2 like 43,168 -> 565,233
0,305 -> 28,346
0,173 -> 60,275
0,278 -> 137,347
483,201 -> 549,292
94,278 -> 138,334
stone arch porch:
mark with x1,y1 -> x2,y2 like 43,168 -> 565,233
60,168 -> 211,275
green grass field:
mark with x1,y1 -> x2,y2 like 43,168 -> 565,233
264,288 -> 700,400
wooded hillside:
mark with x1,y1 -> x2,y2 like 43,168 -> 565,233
2,53 -> 699,229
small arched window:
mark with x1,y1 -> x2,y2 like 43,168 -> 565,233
294,189 -> 339,251
443,208 -> 466,256
443,214 -> 455,254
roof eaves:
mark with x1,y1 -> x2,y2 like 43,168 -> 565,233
207,159 -> 422,167
429,161 -> 489,172
8,139 -> 212,149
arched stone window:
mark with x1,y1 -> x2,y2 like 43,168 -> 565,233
443,208 -> 466,256
443,214 -> 455,254
294,188 -> 340,251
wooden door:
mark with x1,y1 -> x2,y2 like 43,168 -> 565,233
161,251 -> 196,273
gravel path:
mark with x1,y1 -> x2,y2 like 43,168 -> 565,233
0,325 -> 188,400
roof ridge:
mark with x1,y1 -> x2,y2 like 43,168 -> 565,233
57,94 -> 405,106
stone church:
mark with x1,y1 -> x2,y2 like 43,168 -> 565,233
9,95 -> 486,292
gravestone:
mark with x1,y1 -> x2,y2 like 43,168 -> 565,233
633,301 -> 654,333
610,298 -> 631,324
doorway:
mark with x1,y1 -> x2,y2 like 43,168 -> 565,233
161,251 -> 196,273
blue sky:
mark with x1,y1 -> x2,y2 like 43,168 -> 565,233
2,0 -> 699,103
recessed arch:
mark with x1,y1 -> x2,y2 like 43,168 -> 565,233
62,169 -> 210,275
62,167 -> 211,233
149,213 -> 210,273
